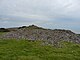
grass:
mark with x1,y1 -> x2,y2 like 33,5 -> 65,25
0,39 -> 80,60
0,32 -> 8,35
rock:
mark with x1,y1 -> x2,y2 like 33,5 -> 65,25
0,25 -> 80,45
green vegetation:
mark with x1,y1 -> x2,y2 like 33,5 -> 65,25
0,32 -> 7,35
0,39 -> 80,60
0,28 -> 10,32
0,29 -> 9,36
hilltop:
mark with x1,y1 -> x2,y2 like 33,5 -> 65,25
0,25 -> 80,60
0,25 -> 80,45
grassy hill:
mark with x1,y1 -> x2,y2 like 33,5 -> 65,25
0,39 -> 80,60
0,25 -> 80,60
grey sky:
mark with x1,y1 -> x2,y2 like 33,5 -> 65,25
0,0 -> 80,33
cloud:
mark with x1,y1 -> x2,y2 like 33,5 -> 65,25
0,0 -> 80,33
0,0 -> 80,18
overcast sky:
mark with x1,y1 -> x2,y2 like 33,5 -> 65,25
0,0 -> 80,33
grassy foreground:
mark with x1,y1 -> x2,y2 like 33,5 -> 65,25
0,32 -> 7,35
0,39 -> 80,60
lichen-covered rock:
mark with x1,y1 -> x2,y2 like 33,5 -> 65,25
0,25 -> 80,45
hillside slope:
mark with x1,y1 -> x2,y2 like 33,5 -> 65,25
0,25 -> 80,45
0,39 -> 80,60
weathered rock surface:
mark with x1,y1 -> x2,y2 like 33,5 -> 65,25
0,25 -> 80,44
